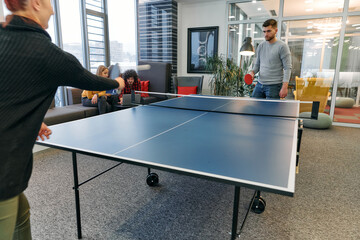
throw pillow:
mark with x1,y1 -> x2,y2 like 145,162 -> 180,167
140,80 -> 149,97
177,86 -> 198,95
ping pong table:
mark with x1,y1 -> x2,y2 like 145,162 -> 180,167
36,95 -> 302,239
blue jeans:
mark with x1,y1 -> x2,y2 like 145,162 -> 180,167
251,82 -> 282,100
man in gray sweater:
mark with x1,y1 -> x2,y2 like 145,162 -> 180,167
250,19 -> 292,99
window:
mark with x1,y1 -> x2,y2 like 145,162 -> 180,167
59,0 -> 84,66
107,0 -> 137,70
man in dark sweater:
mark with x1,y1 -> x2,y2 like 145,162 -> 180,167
0,0 -> 124,239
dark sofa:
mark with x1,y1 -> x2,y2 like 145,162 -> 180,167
43,88 -> 98,126
43,61 -> 172,126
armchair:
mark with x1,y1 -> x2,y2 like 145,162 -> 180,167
173,76 -> 204,95
293,76 -> 332,113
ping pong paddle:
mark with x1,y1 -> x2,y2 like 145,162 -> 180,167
244,74 -> 253,85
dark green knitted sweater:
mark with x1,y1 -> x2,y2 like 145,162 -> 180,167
0,15 -> 119,200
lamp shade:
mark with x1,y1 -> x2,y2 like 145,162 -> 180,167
239,37 -> 255,56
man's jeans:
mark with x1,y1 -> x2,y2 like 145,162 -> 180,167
251,82 -> 282,99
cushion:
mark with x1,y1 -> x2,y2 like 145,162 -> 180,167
335,97 -> 355,108
177,86 -> 198,95
299,112 -> 332,129
49,99 -> 55,109
140,80 -> 149,97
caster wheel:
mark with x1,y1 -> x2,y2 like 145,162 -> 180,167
251,197 -> 266,214
146,173 -> 159,186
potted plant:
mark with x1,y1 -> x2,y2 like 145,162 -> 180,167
206,55 -> 254,97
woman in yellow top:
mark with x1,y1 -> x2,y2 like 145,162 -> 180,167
82,65 -> 119,113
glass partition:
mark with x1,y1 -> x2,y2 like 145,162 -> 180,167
349,0 -> 360,12
228,0 -> 279,21
333,15 -> 360,124
283,0 -> 344,17
281,17 -> 342,113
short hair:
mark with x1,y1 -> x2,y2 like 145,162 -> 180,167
263,19 -> 277,29
4,0 -> 28,12
96,65 -> 108,76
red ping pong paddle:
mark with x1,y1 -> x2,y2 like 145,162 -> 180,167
244,74 -> 253,85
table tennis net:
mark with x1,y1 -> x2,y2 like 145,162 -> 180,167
149,94 -> 300,119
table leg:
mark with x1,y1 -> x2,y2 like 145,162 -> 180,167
231,186 -> 240,240
72,152 -> 82,239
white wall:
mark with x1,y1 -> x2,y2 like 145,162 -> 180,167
177,0 -> 227,94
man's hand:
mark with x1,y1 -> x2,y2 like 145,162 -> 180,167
116,77 -> 125,91
37,123 -> 52,141
249,71 -> 255,80
91,94 -> 98,104
279,83 -> 288,98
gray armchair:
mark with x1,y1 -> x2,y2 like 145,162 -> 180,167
173,76 -> 204,94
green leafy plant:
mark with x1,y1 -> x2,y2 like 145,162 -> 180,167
206,55 -> 254,97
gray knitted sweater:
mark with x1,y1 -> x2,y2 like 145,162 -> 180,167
253,40 -> 292,85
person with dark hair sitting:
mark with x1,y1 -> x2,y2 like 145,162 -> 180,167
119,69 -> 141,105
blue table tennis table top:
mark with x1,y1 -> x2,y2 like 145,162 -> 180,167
38,96 -> 300,196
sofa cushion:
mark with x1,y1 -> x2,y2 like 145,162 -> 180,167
67,88 -> 83,105
49,98 -> 55,109
140,80 -> 150,97
66,104 -> 98,117
299,112 -> 332,129
177,86 -> 197,95
44,107 -> 86,126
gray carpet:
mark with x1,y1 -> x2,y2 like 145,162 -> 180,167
27,126 -> 360,240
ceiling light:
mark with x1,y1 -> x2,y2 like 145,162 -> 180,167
229,16 -> 235,19
305,8 -> 314,12
257,8 -> 261,11
252,0 -> 256,3
247,28 -> 252,30
352,24 -> 360,26
307,31 -> 313,33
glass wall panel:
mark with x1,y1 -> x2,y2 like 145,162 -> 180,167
228,23 -> 263,66
332,15 -> 360,124
281,17 -> 342,113
108,0 -> 136,71
228,0 -> 279,21
59,0 -> 84,66
283,0 -> 344,17
349,0 -> 360,12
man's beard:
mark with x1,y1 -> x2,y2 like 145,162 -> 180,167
266,35 -> 275,41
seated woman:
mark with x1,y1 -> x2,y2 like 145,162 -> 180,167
82,65 -> 118,113
119,69 -> 141,104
